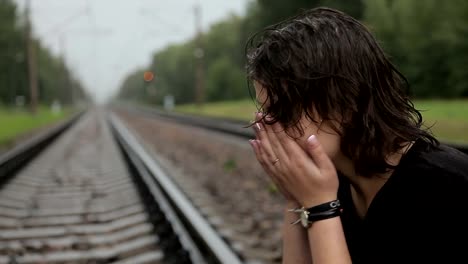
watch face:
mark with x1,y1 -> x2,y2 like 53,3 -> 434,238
300,210 -> 309,227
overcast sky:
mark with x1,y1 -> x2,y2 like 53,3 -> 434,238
14,0 -> 250,103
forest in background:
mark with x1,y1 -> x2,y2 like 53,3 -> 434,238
116,0 -> 468,106
0,0 -> 88,109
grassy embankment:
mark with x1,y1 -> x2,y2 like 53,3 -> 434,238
175,99 -> 468,144
0,106 -> 71,148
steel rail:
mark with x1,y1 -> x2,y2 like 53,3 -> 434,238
0,110 -> 85,188
108,113 -> 244,264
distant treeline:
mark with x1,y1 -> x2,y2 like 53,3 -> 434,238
0,0 -> 88,108
117,0 -> 468,106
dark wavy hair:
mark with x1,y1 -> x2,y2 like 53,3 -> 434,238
245,7 -> 438,177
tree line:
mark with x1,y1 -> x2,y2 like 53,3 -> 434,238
116,0 -> 468,106
0,0 -> 88,109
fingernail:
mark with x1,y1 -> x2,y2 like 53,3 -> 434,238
255,123 -> 262,131
250,139 -> 259,149
308,135 -> 318,144
254,139 -> 261,146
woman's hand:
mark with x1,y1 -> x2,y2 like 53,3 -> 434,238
249,114 -> 339,208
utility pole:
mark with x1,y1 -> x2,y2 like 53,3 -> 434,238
194,3 -> 204,108
25,0 -> 38,114
59,34 -> 75,106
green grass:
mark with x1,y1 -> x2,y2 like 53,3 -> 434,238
175,99 -> 468,143
414,100 -> 468,144
0,106 -> 71,148
175,99 -> 258,121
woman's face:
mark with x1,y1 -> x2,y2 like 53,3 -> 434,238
254,81 -> 342,163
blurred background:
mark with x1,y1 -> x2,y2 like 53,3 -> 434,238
1,2 -> 467,262
1,0 -> 467,151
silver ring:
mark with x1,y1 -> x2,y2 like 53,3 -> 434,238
272,158 -> 280,165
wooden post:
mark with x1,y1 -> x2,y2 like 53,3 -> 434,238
194,4 -> 204,108
25,0 -> 39,114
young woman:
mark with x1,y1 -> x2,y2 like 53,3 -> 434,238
246,7 -> 468,264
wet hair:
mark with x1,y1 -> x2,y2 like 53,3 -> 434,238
245,7 -> 438,177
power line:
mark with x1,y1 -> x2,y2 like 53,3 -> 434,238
40,8 -> 89,36
28,1 -> 111,106
138,7 -> 191,35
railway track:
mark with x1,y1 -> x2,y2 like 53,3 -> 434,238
10,103 -> 460,264
0,109 -> 243,264
110,103 -> 468,264
121,104 -> 468,155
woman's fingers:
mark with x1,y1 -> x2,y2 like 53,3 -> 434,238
253,122 -> 276,164
249,139 -> 270,171
263,117 -> 290,165
306,135 -> 335,173
252,114 -> 285,173
249,139 -> 293,200
252,112 -> 333,174
272,121 -> 313,166
249,115 -> 339,205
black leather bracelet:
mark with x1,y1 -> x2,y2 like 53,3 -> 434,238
306,199 -> 341,214
307,208 -> 341,222
288,200 -> 342,228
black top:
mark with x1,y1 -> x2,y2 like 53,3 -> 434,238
338,139 -> 468,264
